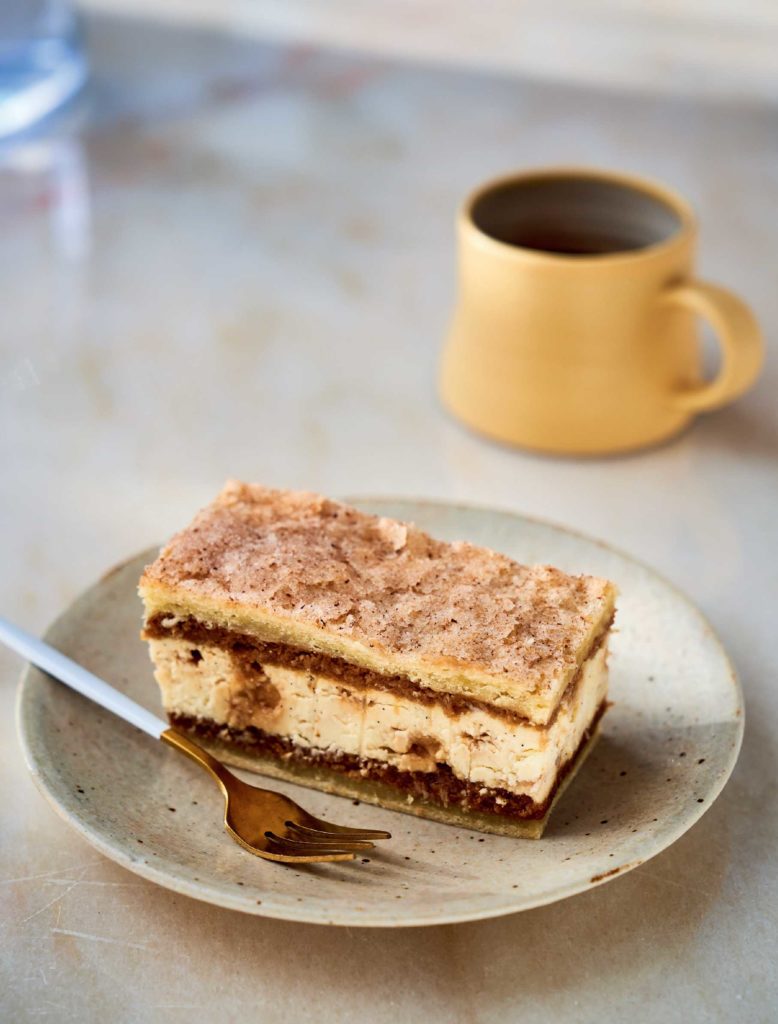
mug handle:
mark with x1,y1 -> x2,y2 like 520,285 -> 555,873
658,281 -> 763,412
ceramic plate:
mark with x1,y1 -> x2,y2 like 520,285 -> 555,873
16,500 -> 743,927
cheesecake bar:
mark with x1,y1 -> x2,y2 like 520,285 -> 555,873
139,482 -> 617,837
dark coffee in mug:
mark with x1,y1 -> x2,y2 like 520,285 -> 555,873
470,176 -> 682,256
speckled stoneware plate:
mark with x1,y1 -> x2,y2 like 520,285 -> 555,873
16,500 -> 743,927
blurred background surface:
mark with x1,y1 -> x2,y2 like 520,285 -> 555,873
83,0 -> 778,102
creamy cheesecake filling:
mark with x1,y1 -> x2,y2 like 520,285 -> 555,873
147,635 -> 608,806
144,613 -> 613,725
167,710 -> 605,821
141,583 -> 614,724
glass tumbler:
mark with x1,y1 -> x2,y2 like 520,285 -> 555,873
0,0 -> 87,140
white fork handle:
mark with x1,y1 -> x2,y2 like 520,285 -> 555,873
0,616 -> 167,739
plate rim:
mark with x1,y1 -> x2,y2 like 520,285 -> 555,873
15,497 -> 745,927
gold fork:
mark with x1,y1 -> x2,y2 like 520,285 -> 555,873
163,728 -> 390,863
1,617 -> 390,864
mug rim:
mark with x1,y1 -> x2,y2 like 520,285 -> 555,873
461,166 -> 697,264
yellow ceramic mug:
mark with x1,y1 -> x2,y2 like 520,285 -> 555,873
440,168 -> 763,455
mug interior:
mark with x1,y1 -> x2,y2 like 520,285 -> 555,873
470,175 -> 683,256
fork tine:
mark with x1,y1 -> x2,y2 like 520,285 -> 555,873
285,821 -> 377,847
225,827 -> 356,862
301,817 -> 392,841
267,830 -> 374,853
264,832 -> 363,858
262,846 -> 356,864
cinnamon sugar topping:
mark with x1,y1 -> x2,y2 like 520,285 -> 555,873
140,482 -> 616,694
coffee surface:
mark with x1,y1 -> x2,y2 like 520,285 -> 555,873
471,177 -> 681,256
499,228 -> 644,255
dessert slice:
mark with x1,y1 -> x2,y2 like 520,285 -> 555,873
139,482 -> 616,838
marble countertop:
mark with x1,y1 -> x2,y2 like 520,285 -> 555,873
1,11 -> 776,1022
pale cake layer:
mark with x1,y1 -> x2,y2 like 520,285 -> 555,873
147,635 -> 608,806
139,482 -> 617,724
